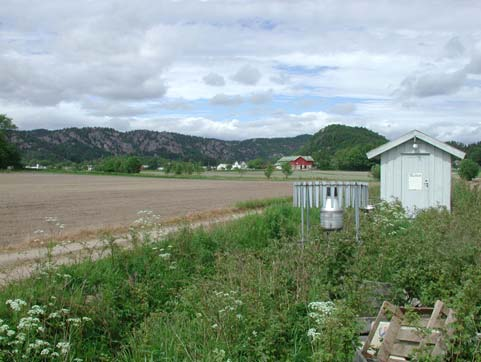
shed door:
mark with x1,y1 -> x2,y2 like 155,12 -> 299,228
401,154 -> 430,211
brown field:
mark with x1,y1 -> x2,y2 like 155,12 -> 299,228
0,173 -> 291,247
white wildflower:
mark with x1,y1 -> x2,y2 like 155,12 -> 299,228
56,341 -> 70,355
6,299 -> 27,312
28,305 -> 46,316
7,330 -> 15,337
211,323 -> 218,329
17,317 -> 40,330
40,348 -> 50,356
307,328 -> 321,341
159,253 -> 171,259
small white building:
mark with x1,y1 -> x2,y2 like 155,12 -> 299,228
232,161 -> 248,170
217,163 -> 228,171
367,130 -> 465,211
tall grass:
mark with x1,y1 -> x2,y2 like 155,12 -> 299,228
0,181 -> 479,361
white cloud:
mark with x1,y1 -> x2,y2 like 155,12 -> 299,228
209,94 -> 244,106
396,69 -> 466,98
0,0 -> 480,144
203,73 -> 225,86
329,103 -> 357,115
231,65 -> 262,85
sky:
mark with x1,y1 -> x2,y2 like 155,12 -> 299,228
1,0 -> 481,143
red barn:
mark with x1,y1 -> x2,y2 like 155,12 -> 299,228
276,156 -> 314,170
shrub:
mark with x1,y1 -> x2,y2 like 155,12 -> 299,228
281,162 -> 293,179
459,159 -> 480,181
370,164 -> 380,179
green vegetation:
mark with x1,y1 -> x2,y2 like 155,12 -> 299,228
0,182 -> 479,360
96,156 -> 142,174
300,124 -> 387,170
246,158 -> 266,169
281,162 -> 293,179
163,160 -> 204,175
370,164 -> 380,180
234,196 -> 292,210
0,114 -> 21,169
458,158 -> 480,181
264,163 -> 274,179
449,140 -> 481,166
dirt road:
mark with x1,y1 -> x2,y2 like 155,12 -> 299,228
0,173 -> 291,247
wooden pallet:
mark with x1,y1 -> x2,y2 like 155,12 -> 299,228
361,300 -> 455,361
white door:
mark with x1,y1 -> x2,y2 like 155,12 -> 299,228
401,154 -> 430,211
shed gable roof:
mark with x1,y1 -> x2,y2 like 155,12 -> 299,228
366,130 -> 465,159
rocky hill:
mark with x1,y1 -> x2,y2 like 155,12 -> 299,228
7,127 -> 311,164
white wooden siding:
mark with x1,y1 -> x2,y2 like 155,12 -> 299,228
380,139 -> 452,210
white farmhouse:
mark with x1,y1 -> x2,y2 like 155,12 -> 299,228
367,130 -> 465,211
232,161 -> 248,170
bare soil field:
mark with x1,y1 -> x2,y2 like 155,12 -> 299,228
0,172 -> 291,247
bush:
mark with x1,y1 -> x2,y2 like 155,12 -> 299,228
370,164 -> 380,180
97,156 -> 141,173
459,159 -> 480,181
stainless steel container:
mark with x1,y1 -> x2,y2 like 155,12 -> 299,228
320,187 -> 344,230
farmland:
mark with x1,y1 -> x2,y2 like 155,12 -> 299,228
0,181 -> 479,360
0,172 -> 293,247
143,169 -> 374,181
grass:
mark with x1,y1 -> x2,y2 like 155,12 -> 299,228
0,182 -> 479,361
11,168 -> 376,182
234,196 -> 292,210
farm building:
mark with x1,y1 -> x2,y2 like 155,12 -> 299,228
232,161 -> 247,170
276,156 -> 314,170
367,130 -> 465,211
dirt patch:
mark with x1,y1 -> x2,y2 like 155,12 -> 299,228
0,172 -> 291,247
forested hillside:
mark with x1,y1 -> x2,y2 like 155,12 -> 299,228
300,124 -> 388,170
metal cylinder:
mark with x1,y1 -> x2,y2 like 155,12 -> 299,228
320,186 -> 344,230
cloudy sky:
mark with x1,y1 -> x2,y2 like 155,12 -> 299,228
1,0 -> 481,143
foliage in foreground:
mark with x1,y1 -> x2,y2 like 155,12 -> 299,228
0,114 -> 21,169
0,183 -> 479,361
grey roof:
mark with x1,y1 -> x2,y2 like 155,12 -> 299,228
277,155 -> 314,162
366,130 -> 465,160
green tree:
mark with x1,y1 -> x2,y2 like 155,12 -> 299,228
122,157 -> 142,173
459,159 -> 480,181
0,114 -> 22,169
281,162 -> 293,179
0,114 -> 17,131
264,164 -> 274,179
247,158 -> 265,169
467,146 -> 481,166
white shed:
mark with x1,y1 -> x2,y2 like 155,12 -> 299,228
367,130 -> 465,211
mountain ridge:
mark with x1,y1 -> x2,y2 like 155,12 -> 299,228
7,127 -> 312,164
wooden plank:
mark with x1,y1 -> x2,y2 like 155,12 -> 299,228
362,301 -> 390,355
391,341 -> 418,358
377,308 -> 403,361
397,327 -> 423,343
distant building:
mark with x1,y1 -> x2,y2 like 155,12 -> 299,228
217,163 -> 229,171
232,161 -> 248,170
276,156 -> 314,170
26,163 -> 47,170
367,130 -> 465,211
